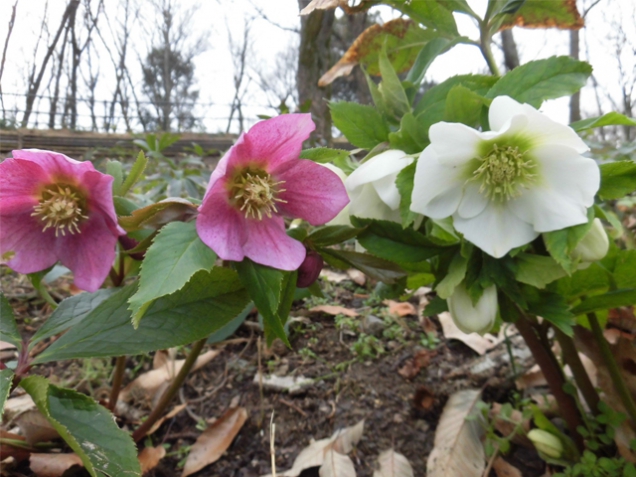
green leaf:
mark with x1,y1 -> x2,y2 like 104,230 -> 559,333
395,162 -> 420,227
330,102 -> 390,150
571,289 -> 636,316
307,226 -> 362,247
118,199 -> 198,232
106,160 -> 124,196
598,161 -> 636,200
524,288 -> 575,336
386,0 -> 459,35
30,289 -> 118,350
407,37 -> 456,86
415,74 -> 498,116
443,85 -> 487,127
378,47 -> 411,118
235,260 -> 290,346
614,250 -> 636,289
496,0 -> 583,31
278,271 -> 298,327
486,56 -> 592,108
207,301 -> 253,344
120,150 -> 148,196
0,368 -> 13,416
33,268 -> 249,363
299,147 -> 350,164
21,376 -> 140,477
553,263 -> 610,299
113,196 -> 140,217
389,112 -> 430,154
436,253 -> 469,299
465,251 -> 525,307
543,208 -> 594,274
423,295 -> 449,316
515,253 -> 567,289
128,221 -> 217,327
0,294 -> 21,350
319,248 -> 406,284
570,112 -> 636,132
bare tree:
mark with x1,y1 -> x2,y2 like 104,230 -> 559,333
226,19 -> 252,134
500,29 -> 520,71
0,0 -> 19,121
254,42 -> 299,114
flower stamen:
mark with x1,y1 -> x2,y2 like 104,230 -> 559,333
231,171 -> 287,220
472,145 -> 535,201
31,185 -> 88,237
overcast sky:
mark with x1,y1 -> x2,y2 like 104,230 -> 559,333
0,0 -> 633,133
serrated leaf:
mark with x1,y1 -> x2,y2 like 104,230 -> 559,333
570,112 -> 636,132
598,161 -> 636,200
515,253 -> 567,289
486,56 -> 592,108
497,0 -> 584,31
120,151 -> 148,196
543,208 -> 594,274
307,226 -> 363,247
378,47 -> 410,118
21,376 -> 140,477
128,221 -> 217,327
106,160 -> 124,196
330,102 -> 389,150
415,74 -> 498,116
320,248 -> 406,284
524,288 -> 575,336
406,37 -> 455,86
386,0 -> 459,36
33,269 -> 249,363
207,301 -> 253,344
0,294 -> 21,350
571,289 -> 636,316
118,199 -> 198,231
443,85 -> 487,127
0,368 -> 14,416
299,148 -> 351,163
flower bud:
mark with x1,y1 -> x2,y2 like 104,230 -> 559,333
527,429 -> 564,459
296,250 -> 323,288
447,283 -> 497,335
119,235 -> 145,261
573,218 -> 609,262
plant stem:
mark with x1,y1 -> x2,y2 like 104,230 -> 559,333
34,283 -> 58,309
554,327 -> 601,416
131,338 -> 207,442
479,21 -> 500,76
108,356 -> 127,412
515,317 -> 585,451
587,312 -> 636,430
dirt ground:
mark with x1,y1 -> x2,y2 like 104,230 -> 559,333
1,267 -> 546,477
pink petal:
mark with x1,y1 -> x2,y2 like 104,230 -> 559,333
12,149 -> 95,183
1,211 -> 58,273
243,216 -> 306,270
0,157 -> 49,200
196,181 -> 248,261
55,214 -> 119,292
81,169 -> 120,230
274,159 -> 350,225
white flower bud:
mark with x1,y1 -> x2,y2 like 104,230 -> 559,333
573,218 -> 609,262
447,283 -> 497,335
527,429 -> 564,459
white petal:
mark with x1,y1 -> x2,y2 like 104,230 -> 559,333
372,171 -> 402,209
489,96 -> 530,131
429,122 -> 485,166
454,203 -> 539,258
411,146 -> 464,219
448,283 -> 498,335
457,182 -> 489,219
349,184 -> 400,222
345,150 -> 412,191
509,188 -> 589,233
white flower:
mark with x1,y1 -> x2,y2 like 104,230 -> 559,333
572,218 -> 609,262
319,163 -> 351,226
527,430 -> 564,459
411,96 -> 600,258
447,282 -> 498,335
345,150 -> 414,223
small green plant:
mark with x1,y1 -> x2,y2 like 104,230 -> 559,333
554,450 -> 636,477
351,334 -> 385,359
419,331 -> 440,350
335,314 -> 360,333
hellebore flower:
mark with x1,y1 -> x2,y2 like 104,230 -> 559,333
319,163 -> 351,226
447,282 -> 498,335
345,150 -> 413,223
196,114 -> 349,270
572,218 -> 609,262
296,250 -> 324,288
0,149 -> 124,292
527,430 -> 564,459
411,96 -> 600,258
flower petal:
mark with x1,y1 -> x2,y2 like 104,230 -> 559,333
12,149 -> 95,181
243,216 -> 306,270
196,181 -> 248,262
454,203 -> 538,258
274,159 -> 350,225
345,150 -> 412,191
429,122 -> 485,166
56,213 -> 119,292
349,184 -> 401,222
456,182 -> 489,219
1,212 -> 58,273
448,283 -> 498,335
411,147 -> 464,219
0,157 -> 49,200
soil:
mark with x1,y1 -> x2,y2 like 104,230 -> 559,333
1,267 -> 545,477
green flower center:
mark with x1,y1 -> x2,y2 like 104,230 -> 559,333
31,184 -> 88,236
472,145 -> 536,201
229,170 -> 287,220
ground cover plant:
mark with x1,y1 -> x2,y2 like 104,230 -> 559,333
1,0 -> 636,475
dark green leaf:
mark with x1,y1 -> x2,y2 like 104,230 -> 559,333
553,263 -> 610,299
0,368 -> 13,416
278,271 -> 298,326
524,287 -> 575,336
21,376 -> 140,477
330,102 -> 389,150
443,85 -> 487,127
207,301 -> 253,344
486,56 -> 592,108
614,250 -> 636,289
407,37 -> 456,86
386,0 -> 459,35
299,147 -> 350,163
120,150 -> 148,196
307,226 -> 363,248
0,294 -> 21,350
465,251 -> 525,307
319,248 -> 406,284
395,162 -> 420,227
543,208 -> 594,274
423,295 -> 449,316
571,289 -> 636,316
33,269 -> 249,363
515,253 -> 566,289
570,112 -> 636,132
128,221 -> 217,327
598,161 -> 636,201
113,196 -> 139,217
30,289 -> 118,350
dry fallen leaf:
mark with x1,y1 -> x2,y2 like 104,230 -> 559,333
426,389 -> 485,477
515,364 -> 547,390
320,449 -> 356,477
139,445 -> 167,474
181,407 -> 248,477
331,419 -> 364,454
310,305 -> 358,318
299,0 -> 343,15
438,312 -> 501,355
15,410 -> 60,445
147,403 -> 188,436
384,300 -> 417,317
413,386 -> 435,411
492,457 -> 523,477
3,393 -> 36,421
347,269 -> 366,286
320,269 -> 350,283
29,453 -> 83,477
373,449 -> 414,477
398,350 -> 434,380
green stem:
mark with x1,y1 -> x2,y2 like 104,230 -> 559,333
588,312 -> 636,429
108,356 -> 127,412
34,283 -> 58,309
131,338 -> 206,442
479,20 -> 500,76
516,317 -> 585,451
555,327 -> 601,416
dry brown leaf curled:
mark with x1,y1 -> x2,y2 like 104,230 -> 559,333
320,449 -> 357,477
139,445 -> 167,474
373,449 -> 414,477
310,305 -> 358,317
29,453 -> 83,477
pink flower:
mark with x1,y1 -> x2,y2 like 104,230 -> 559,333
0,149 -> 124,292
196,114 -> 349,270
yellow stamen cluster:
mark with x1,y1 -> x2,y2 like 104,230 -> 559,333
231,172 -> 287,220
31,185 -> 88,236
472,145 -> 535,201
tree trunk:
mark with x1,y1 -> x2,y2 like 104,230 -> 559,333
297,0 -> 335,145
501,29 -> 519,71
569,29 -> 581,123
